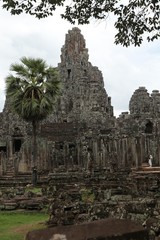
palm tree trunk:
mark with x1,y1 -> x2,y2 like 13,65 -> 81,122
32,120 -> 37,185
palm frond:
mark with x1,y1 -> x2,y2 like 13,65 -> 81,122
5,57 -> 61,122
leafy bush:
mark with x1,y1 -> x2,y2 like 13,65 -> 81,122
80,188 -> 95,203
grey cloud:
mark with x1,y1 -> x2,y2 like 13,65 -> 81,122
0,7 -> 160,117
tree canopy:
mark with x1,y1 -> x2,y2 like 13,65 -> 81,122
6,57 -> 60,122
2,0 -> 160,47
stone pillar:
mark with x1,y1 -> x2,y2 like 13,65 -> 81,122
157,137 -> 160,166
119,139 -> 123,168
8,138 -> 13,158
140,135 -> 145,164
0,153 -> 2,176
77,142 -> 81,168
18,158 -> 28,172
122,138 -> 126,168
135,137 -> 141,168
93,139 -> 98,167
64,143 -> 68,170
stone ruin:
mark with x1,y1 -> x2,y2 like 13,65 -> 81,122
1,28 -> 160,239
0,27 -> 160,178
26,218 -> 149,240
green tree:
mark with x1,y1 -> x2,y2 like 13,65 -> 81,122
5,57 -> 60,183
2,0 -> 160,46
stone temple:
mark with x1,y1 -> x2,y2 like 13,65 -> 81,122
0,27 -> 160,177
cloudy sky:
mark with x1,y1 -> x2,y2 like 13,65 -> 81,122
0,5 -> 160,117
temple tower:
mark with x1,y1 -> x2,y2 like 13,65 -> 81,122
53,27 -> 114,127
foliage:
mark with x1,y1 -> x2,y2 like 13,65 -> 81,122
5,57 -> 60,122
5,57 -> 60,171
25,186 -> 42,194
0,211 -> 48,240
80,187 -> 95,203
2,0 -> 160,46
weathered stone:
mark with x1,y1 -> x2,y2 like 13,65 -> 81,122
0,27 -> 160,177
1,26 -> 160,239
111,194 -> 132,202
0,199 -> 18,210
25,218 -> 149,240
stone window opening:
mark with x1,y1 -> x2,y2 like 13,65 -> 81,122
69,143 -> 75,149
68,99 -> 73,112
0,145 -> 6,153
67,69 -> 71,78
13,139 -> 22,153
145,121 -> 153,134
108,97 -> 111,105
60,144 -> 63,150
58,142 -> 64,150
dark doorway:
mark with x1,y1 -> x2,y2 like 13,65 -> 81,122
0,146 -> 6,152
145,121 -> 153,134
0,141 -> 7,153
13,139 -> 22,152
67,69 -> 71,78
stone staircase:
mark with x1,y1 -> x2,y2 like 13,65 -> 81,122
0,173 -> 31,187
5,157 -> 15,176
0,172 -> 48,187
131,163 -> 160,174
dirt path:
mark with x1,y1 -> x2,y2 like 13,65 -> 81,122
10,221 -> 46,237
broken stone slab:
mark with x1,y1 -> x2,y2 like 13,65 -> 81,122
0,199 -> 18,210
4,202 -> 18,210
111,194 -> 132,202
25,218 -> 149,240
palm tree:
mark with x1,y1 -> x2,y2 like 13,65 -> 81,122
5,57 -> 60,184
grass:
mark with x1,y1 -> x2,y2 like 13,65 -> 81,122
0,211 -> 48,240
25,187 -> 42,194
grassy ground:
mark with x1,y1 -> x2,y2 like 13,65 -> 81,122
0,211 -> 48,240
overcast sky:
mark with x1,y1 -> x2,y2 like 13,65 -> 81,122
0,5 -> 160,117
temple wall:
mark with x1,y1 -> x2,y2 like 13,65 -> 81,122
1,28 -> 160,176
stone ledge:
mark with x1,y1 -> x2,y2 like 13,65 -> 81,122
132,166 -> 160,173
25,218 -> 149,240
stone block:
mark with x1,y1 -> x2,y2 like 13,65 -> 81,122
25,218 -> 149,240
